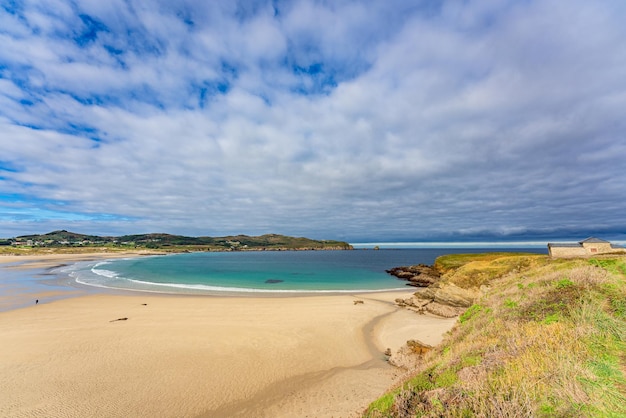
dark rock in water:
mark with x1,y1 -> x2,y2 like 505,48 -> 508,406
265,279 -> 284,284
386,264 -> 441,287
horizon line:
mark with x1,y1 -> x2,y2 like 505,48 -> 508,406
349,240 -> 626,248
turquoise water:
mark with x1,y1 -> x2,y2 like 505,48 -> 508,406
61,248 -> 545,294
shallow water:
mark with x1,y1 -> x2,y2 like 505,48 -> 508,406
0,262 -> 86,312
61,248 -> 545,295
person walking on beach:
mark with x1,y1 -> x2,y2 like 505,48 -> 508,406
35,299 -> 38,304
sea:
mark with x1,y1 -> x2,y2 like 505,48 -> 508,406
59,245 -> 547,295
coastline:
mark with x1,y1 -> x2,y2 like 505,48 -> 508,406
0,250 -> 164,270
0,251 -> 163,312
0,253 -> 458,417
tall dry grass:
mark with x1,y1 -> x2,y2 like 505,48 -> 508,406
364,255 -> 626,417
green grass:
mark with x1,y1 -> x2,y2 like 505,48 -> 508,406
366,393 -> 395,414
433,253 -> 547,290
363,254 -> 626,417
458,304 -> 484,323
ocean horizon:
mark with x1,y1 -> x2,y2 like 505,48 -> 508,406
350,241 -> 549,249
350,239 -> 626,249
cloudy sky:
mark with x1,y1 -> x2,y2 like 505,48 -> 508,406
1,0 -> 625,242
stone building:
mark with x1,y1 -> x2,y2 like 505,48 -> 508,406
547,237 -> 625,257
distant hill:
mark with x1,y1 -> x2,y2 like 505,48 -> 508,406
15,230 -> 104,242
6,230 -> 352,251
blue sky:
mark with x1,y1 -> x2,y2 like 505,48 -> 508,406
1,0 -> 625,242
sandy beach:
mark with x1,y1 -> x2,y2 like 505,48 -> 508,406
0,251 -> 163,270
0,254 -> 457,417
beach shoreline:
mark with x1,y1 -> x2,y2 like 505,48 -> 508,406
0,252 -> 164,312
0,250 -> 164,269
0,253 -> 458,417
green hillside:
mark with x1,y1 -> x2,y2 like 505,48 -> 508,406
3,230 -> 352,252
365,254 -> 626,417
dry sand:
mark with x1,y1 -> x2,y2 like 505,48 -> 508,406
0,254 -> 457,417
0,251 -> 161,270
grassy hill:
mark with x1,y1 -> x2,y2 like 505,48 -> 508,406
1,230 -> 352,253
365,254 -> 626,417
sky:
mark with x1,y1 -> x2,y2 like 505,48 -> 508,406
1,0 -> 625,242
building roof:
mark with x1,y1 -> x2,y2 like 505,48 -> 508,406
548,237 -> 613,248
547,243 -> 582,248
579,237 -> 610,244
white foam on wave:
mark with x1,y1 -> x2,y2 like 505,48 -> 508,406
74,277 -> 121,290
72,274 -> 408,295
91,268 -> 119,279
125,278 -> 408,294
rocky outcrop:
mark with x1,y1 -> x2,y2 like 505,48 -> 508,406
406,339 -> 434,355
386,264 -> 441,287
386,262 -> 487,372
417,283 -> 481,308
394,295 -> 431,310
395,293 -> 466,318
390,264 -> 483,318
388,339 -> 434,369
388,345 -> 423,369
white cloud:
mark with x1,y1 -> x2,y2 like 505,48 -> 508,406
0,0 -> 625,240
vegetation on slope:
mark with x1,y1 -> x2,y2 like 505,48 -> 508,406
433,252 -> 547,288
0,230 -> 352,253
365,254 -> 626,417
